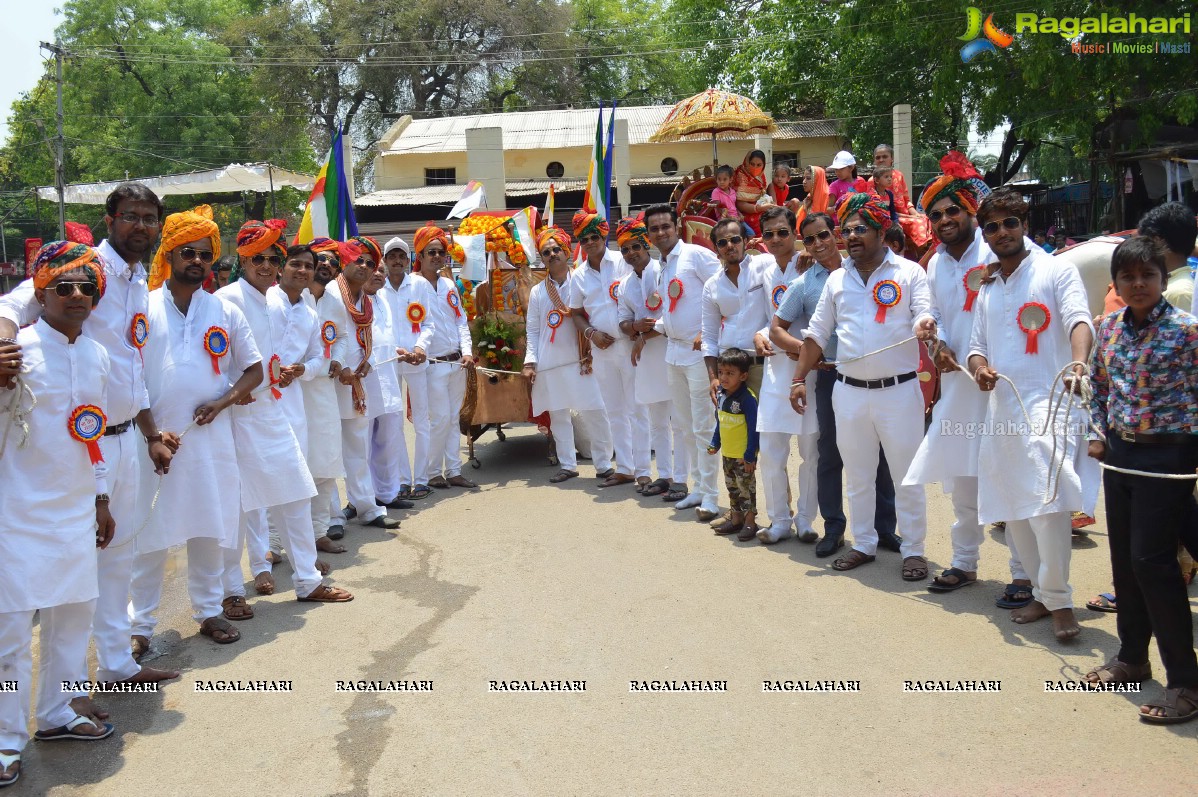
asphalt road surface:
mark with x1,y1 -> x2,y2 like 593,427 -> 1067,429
19,424 -> 1198,796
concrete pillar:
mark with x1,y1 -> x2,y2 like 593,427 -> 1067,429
614,118 -> 631,219
892,104 -> 913,193
466,126 -> 506,210
754,134 -> 773,168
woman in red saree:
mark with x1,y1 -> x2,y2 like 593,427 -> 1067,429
733,150 -> 769,235
870,144 -> 930,251
794,165 -> 829,232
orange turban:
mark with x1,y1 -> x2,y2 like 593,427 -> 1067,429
615,214 -> 648,249
572,210 -> 609,240
348,235 -> 382,264
412,223 -> 449,255
837,192 -> 892,231
536,226 -> 571,253
918,151 -> 982,215
31,241 -> 105,299
149,205 -> 220,290
236,219 -> 287,257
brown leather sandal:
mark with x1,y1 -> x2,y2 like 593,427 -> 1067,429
1084,659 -> 1151,685
832,550 -> 876,571
902,556 -> 929,581
221,595 -> 253,621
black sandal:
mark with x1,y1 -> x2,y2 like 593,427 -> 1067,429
641,478 -> 670,497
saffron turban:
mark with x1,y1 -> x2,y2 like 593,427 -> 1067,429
918,151 -> 983,215
236,219 -> 287,257
836,192 -> 892,231
149,205 -> 220,290
572,210 -> 609,240
536,226 -> 572,253
615,214 -> 649,249
31,241 -> 106,299
348,235 -> 382,265
413,223 -> 449,255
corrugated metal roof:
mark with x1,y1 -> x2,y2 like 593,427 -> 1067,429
384,105 -> 839,155
355,185 -> 466,206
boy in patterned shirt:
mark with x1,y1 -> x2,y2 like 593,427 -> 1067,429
707,348 -> 759,540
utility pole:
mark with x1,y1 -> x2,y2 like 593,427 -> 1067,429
40,40 -> 67,238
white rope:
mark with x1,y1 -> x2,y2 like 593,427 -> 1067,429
825,335 -> 919,367
0,376 -> 36,457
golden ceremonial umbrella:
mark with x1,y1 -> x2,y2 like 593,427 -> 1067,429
649,88 -> 778,167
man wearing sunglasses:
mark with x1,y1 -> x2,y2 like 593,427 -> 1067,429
905,162 -> 1032,603
790,193 -> 936,582
643,203 -> 722,513
0,184 -> 181,717
569,209 -> 643,488
967,189 -> 1095,642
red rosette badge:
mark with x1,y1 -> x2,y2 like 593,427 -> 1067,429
204,326 -> 230,375
962,266 -> 986,312
130,313 -> 149,360
667,278 -> 684,313
645,291 -> 663,313
608,281 -> 620,303
69,404 -> 107,464
771,284 -> 787,309
1017,301 -> 1051,354
407,302 -> 427,334
546,309 -> 564,343
447,291 -> 462,318
268,354 -> 283,399
321,320 -> 337,358
872,279 -> 902,323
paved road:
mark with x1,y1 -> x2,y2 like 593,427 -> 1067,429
19,425 -> 1198,796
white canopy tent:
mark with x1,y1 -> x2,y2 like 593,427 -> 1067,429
36,162 -> 316,205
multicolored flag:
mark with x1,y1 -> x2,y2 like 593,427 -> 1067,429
295,130 -> 358,243
543,183 -> 555,228
582,103 -> 617,223
447,180 -> 487,219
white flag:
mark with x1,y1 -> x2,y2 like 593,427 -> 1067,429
447,181 -> 486,219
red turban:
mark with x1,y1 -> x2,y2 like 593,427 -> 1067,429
236,219 -> 288,257
413,222 -> 449,255
348,235 -> 382,265
64,221 -> 94,246
572,210 -> 609,240
31,241 -> 106,299
918,151 -> 982,215
837,192 -> 892,231
615,214 -> 649,249
536,226 -> 572,253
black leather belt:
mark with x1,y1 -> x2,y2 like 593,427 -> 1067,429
835,371 -> 917,390
1114,429 -> 1195,446
750,355 -> 767,366
104,420 -> 133,437
435,351 -> 461,362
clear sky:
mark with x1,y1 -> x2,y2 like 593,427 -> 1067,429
1,2 -> 62,145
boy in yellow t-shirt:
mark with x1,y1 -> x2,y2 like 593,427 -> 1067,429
707,348 -> 759,540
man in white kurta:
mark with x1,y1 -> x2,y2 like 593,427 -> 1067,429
524,226 -> 614,481
751,205 -> 818,544
968,190 -> 1097,641
130,216 -> 263,646
616,215 -> 686,495
377,236 -> 435,500
363,253 -> 414,510
302,240 -> 352,544
569,210 -> 643,487
0,185 -> 179,693
412,224 -> 477,489
645,204 -> 723,517
904,180 -> 1030,597
1,249 -> 115,777
793,194 -> 935,580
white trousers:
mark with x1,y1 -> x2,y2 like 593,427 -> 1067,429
341,416 -> 384,523
399,369 -> 430,487
758,431 -> 819,532
0,600 -> 95,750
311,478 -> 340,540
549,408 -> 613,472
647,399 -> 688,483
90,427 -> 142,683
129,537 -> 225,637
668,361 -> 719,503
1005,511 -> 1072,611
425,360 -> 466,480
594,350 -> 650,477
370,413 -> 404,502
243,508 -> 269,577
832,380 -> 927,558
945,476 -> 1029,579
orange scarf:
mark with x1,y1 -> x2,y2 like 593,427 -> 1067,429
336,275 -> 373,415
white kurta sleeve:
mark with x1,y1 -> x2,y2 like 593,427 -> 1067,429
227,303 -> 263,374
0,278 -> 41,328
454,291 -> 472,357
907,262 -> 936,333
568,269 -> 586,311
416,281 -> 437,353
802,275 -> 837,351
93,347 -> 112,494
925,255 -> 946,331
700,275 -> 722,359
617,279 -> 636,325
693,247 -> 720,283
299,312 -> 325,381
524,287 -> 543,367
967,290 -> 989,363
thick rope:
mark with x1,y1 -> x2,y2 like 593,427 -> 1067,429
0,376 -> 36,457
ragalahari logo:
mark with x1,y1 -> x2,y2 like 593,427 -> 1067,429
959,7 -> 1014,61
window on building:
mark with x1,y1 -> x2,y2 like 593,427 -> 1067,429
425,168 -> 457,186
546,161 -> 565,179
660,157 -> 679,176
774,152 -> 799,169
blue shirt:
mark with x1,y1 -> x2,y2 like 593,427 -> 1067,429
774,263 -> 835,359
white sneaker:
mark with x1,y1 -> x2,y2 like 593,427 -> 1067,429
757,524 -> 793,545
675,493 -> 702,509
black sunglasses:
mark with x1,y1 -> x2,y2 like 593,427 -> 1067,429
579,234 -> 603,244
540,246 -> 564,258
178,246 -> 214,263
982,217 -> 1023,235
620,242 -> 645,255
928,205 -> 964,224
715,235 -> 743,248
761,228 -> 792,240
250,254 -> 283,267
838,225 -> 870,238
52,281 -> 97,297
802,229 -> 833,246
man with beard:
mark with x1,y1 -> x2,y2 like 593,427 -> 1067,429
129,206 -> 262,647
643,204 -> 722,516
217,221 -> 350,606
791,194 -> 936,581
0,184 -> 179,721
374,236 -> 434,502
905,160 -> 1031,604
969,188 -> 1095,641
412,223 -> 477,490
569,209 -> 644,487
617,214 -> 686,496
302,238 -> 353,546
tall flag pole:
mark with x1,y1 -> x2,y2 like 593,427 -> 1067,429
602,100 -> 617,236
543,183 -> 555,229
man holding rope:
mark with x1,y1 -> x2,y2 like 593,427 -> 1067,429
967,188 -> 1096,642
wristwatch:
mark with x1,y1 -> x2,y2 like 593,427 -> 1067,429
146,431 -> 164,443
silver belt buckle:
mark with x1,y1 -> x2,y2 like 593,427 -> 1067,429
1118,429 -> 1135,443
